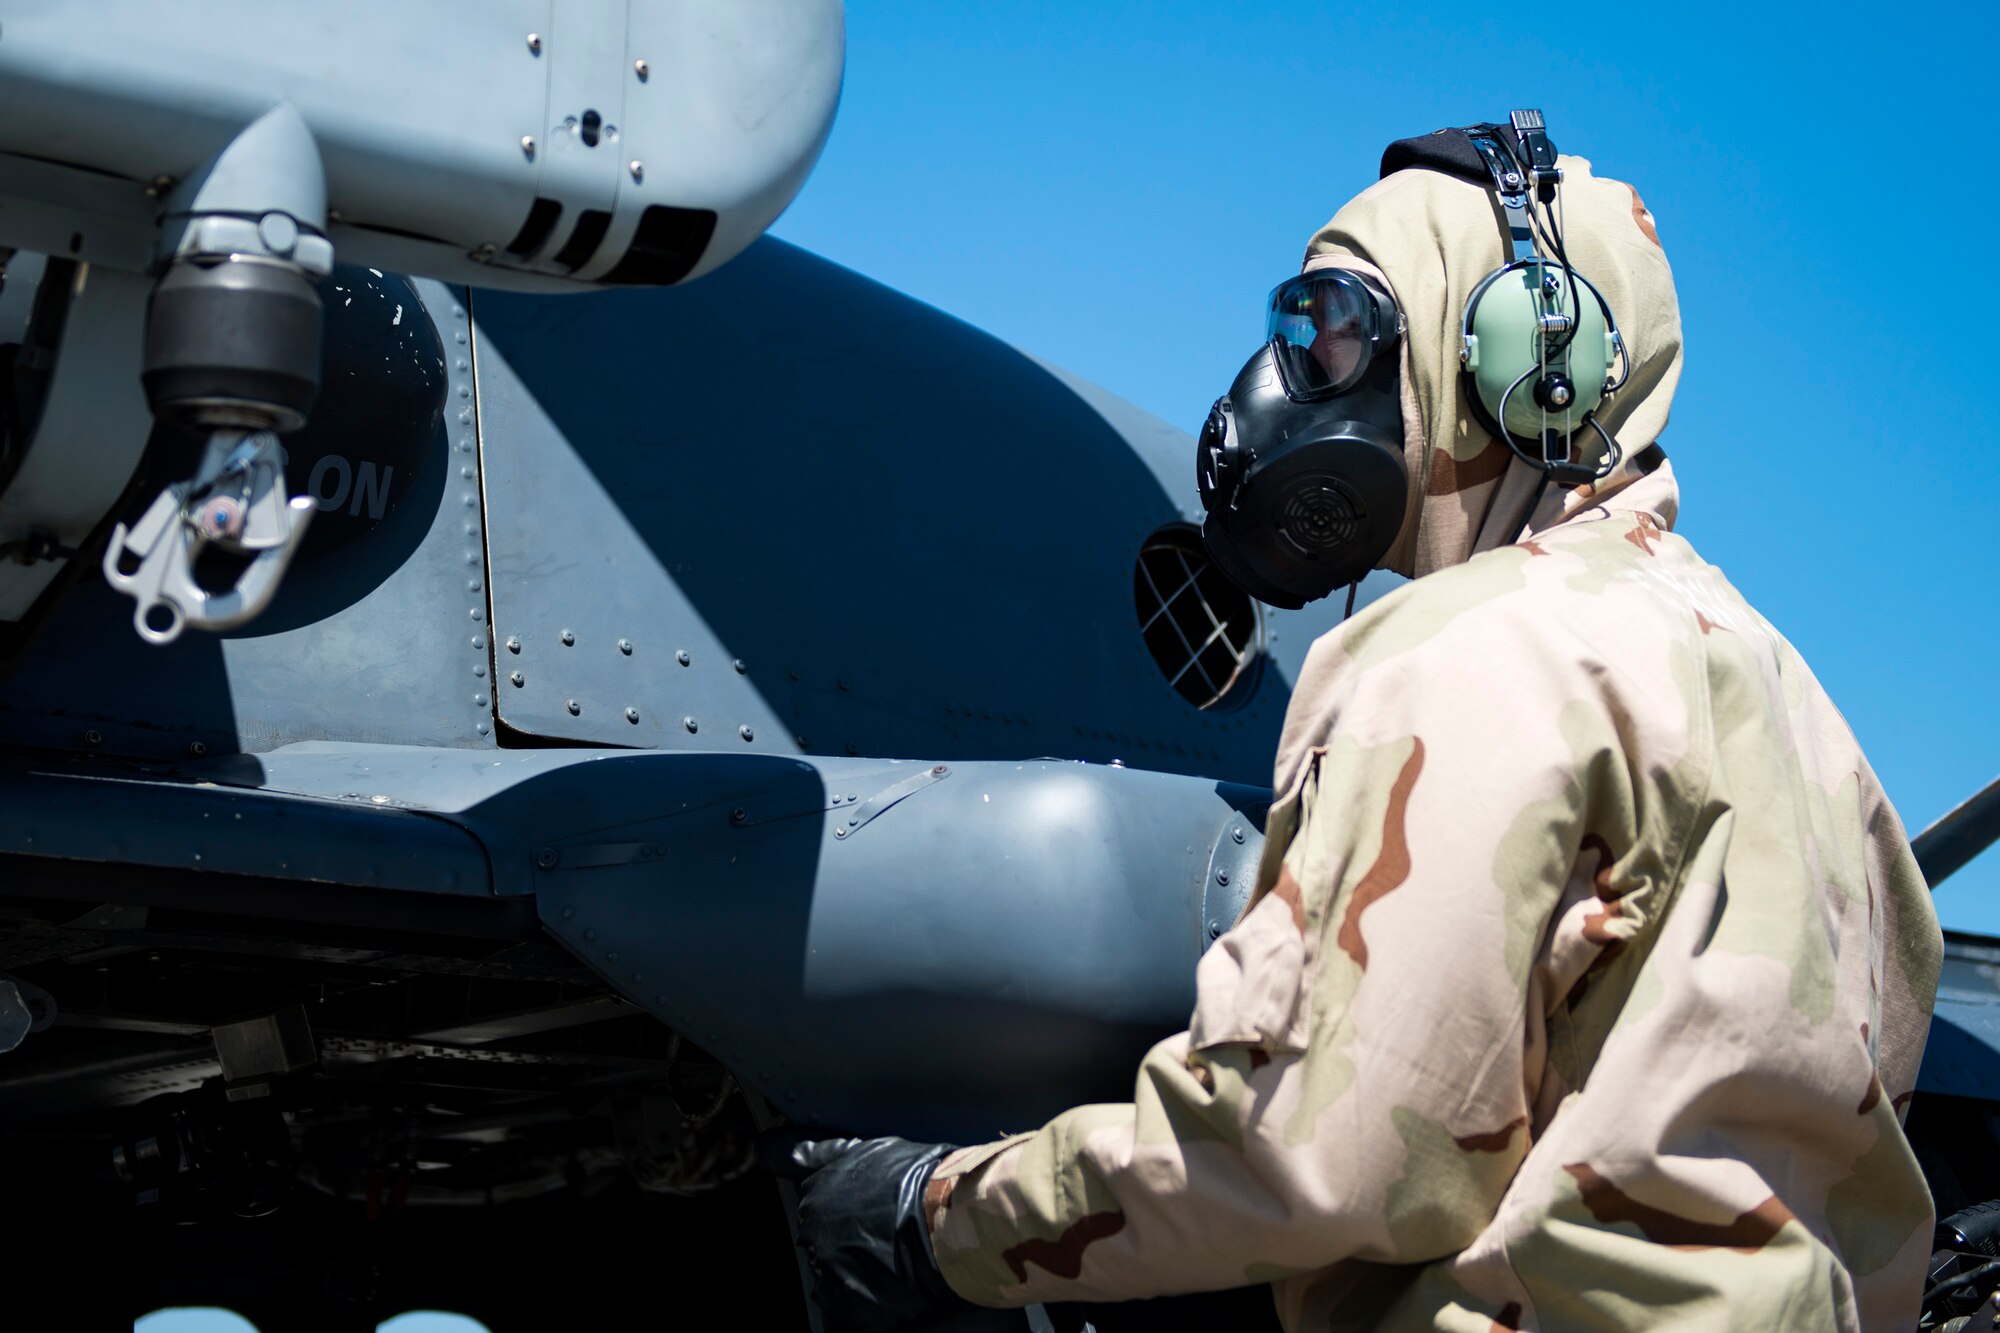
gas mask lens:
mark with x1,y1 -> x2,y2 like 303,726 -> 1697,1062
1264,269 -> 1399,402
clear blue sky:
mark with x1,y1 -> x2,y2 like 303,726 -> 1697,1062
773,1 -> 2000,932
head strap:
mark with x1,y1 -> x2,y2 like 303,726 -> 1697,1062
1381,111 -> 1562,264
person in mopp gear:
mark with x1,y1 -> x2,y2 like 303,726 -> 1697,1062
774,114 -> 1943,1331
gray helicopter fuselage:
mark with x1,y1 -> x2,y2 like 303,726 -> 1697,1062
0,239 -> 1350,1135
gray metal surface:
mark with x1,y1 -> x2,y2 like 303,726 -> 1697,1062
1915,773 -> 2000,888
470,300 -> 791,753
0,0 -> 843,291
0,250 -> 46,346
0,152 -> 159,277
0,755 -> 489,894
1921,930 -> 2000,1102
525,753 -> 1262,1137
189,740 -> 638,831
0,279 -> 501,757
0,263 -> 154,618
525,756 -> 1256,1136
471,237 -> 1351,784
147,738 -> 1264,1137
156,101 -> 332,274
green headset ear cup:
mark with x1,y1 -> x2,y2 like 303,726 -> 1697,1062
1460,260 -> 1615,441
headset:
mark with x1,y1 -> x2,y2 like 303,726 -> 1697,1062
1453,109 -> 1629,489
1196,109 -> 1629,609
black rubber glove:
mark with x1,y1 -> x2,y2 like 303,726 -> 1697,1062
766,1133 -> 972,1333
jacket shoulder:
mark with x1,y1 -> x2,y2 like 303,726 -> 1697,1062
1338,515 -> 1690,679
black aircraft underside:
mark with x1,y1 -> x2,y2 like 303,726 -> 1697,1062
1,848 -> 797,1332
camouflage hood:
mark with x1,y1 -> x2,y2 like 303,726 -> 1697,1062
1302,155 -> 1684,579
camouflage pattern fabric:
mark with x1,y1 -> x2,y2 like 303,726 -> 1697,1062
929,464 -> 1940,1328
923,159 -> 1942,1330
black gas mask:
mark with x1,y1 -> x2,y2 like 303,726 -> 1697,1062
1196,266 -> 1409,609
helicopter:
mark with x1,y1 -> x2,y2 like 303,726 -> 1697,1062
2,4 -> 1998,1331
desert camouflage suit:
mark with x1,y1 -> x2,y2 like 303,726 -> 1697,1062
924,158 -> 1943,1330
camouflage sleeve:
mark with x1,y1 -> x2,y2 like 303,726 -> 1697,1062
927,606 -> 1686,1307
